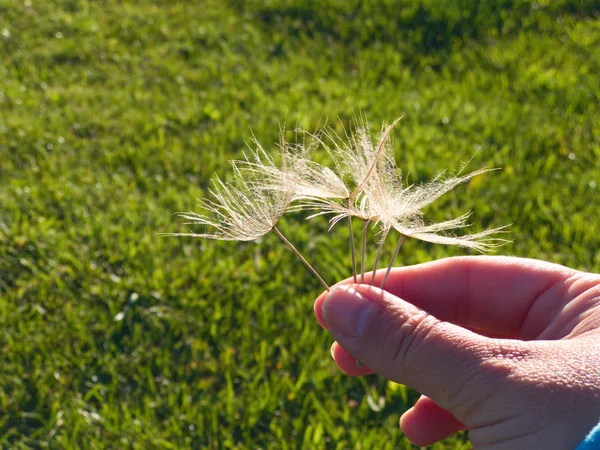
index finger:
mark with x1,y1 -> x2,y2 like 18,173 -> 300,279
315,256 -> 579,339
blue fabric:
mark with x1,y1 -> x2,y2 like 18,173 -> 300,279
576,420 -> 600,450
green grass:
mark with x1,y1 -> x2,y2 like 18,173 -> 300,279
1,0 -> 599,448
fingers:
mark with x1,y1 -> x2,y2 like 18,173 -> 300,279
400,396 -> 466,446
316,256 -> 577,339
330,341 -> 466,446
321,283 -> 517,413
330,342 -> 374,376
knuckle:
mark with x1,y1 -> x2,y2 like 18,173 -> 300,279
381,307 -> 439,372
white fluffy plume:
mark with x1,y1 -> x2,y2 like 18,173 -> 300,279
165,118 -> 509,290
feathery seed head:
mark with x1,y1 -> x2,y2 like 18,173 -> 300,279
315,118 -> 508,251
166,169 -> 294,242
234,132 -> 350,203
165,117 -> 509,289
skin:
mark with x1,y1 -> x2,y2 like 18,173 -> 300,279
314,256 -> 600,449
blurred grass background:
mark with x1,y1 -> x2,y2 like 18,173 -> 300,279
1,0 -> 599,448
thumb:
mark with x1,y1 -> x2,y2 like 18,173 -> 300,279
322,284 -> 510,414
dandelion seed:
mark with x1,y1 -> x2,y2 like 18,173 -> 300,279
165,117 -> 510,296
335,117 -> 402,284
235,130 -> 358,281
311,117 -> 407,282
299,119 -> 508,286
163,137 -> 330,291
370,166 -> 510,288
165,174 -> 287,241
234,132 -> 349,202
300,117 -> 403,282
328,119 -> 510,287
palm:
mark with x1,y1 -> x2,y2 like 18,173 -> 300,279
520,273 -> 600,340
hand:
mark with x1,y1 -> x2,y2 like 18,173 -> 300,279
314,256 -> 600,449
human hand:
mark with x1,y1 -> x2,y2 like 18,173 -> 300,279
314,256 -> 600,449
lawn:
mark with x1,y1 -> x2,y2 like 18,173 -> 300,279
1,0 -> 599,448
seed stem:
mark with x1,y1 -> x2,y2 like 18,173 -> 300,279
346,198 -> 357,283
380,235 -> 405,290
360,219 -> 368,284
371,228 -> 390,285
272,226 -> 330,291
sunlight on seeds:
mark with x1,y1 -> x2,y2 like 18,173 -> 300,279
163,117 -> 509,291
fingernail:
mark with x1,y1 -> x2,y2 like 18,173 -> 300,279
322,286 -> 373,337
